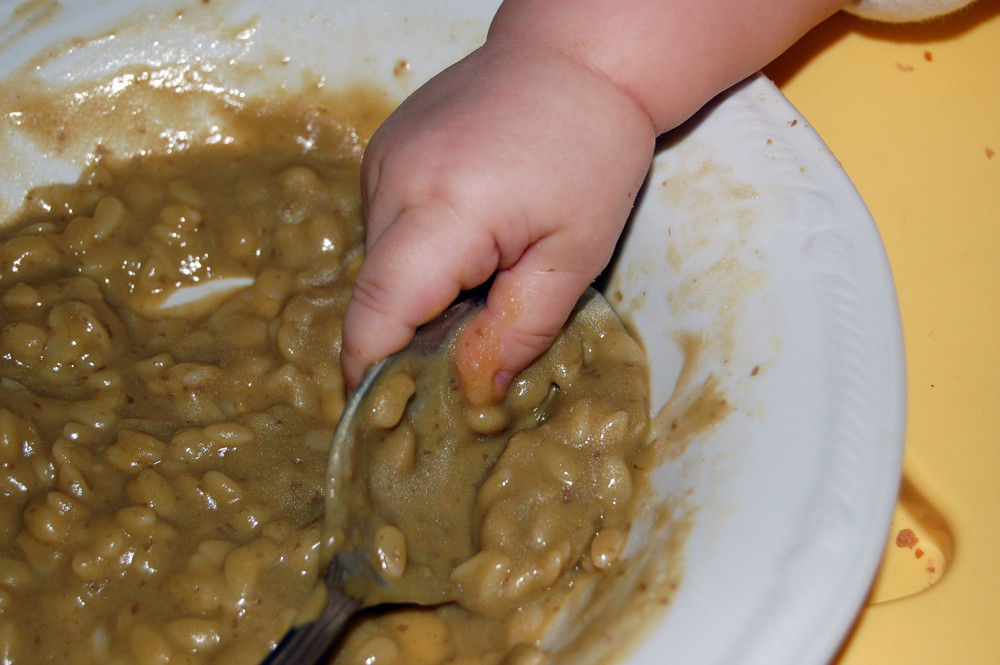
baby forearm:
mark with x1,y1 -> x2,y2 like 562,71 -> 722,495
487,0 -> 849,134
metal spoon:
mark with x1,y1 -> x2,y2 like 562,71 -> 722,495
262,287 -> 618,664
260,294 -> 485,665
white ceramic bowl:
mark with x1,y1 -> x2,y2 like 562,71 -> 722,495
0,2 -> 905,664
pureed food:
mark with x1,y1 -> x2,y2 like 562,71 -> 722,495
0,92 -> 659,665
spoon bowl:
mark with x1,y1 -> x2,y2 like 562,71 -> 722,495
261,294 -> 486,664
323,293 -> 487,606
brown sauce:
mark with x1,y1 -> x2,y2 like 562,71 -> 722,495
0,94 -> 385,664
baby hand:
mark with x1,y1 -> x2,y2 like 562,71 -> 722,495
341,37 -> 655,403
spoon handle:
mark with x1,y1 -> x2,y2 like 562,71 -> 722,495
261,558 -> 361,665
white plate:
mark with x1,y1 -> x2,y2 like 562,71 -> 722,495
0,2 -> 905,664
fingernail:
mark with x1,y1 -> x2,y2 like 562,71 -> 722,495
493,371 -> 513,397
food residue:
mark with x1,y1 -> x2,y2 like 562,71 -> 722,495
895,527 -> 919,549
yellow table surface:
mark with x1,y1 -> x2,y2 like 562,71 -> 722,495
763,2 -> 1000,662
